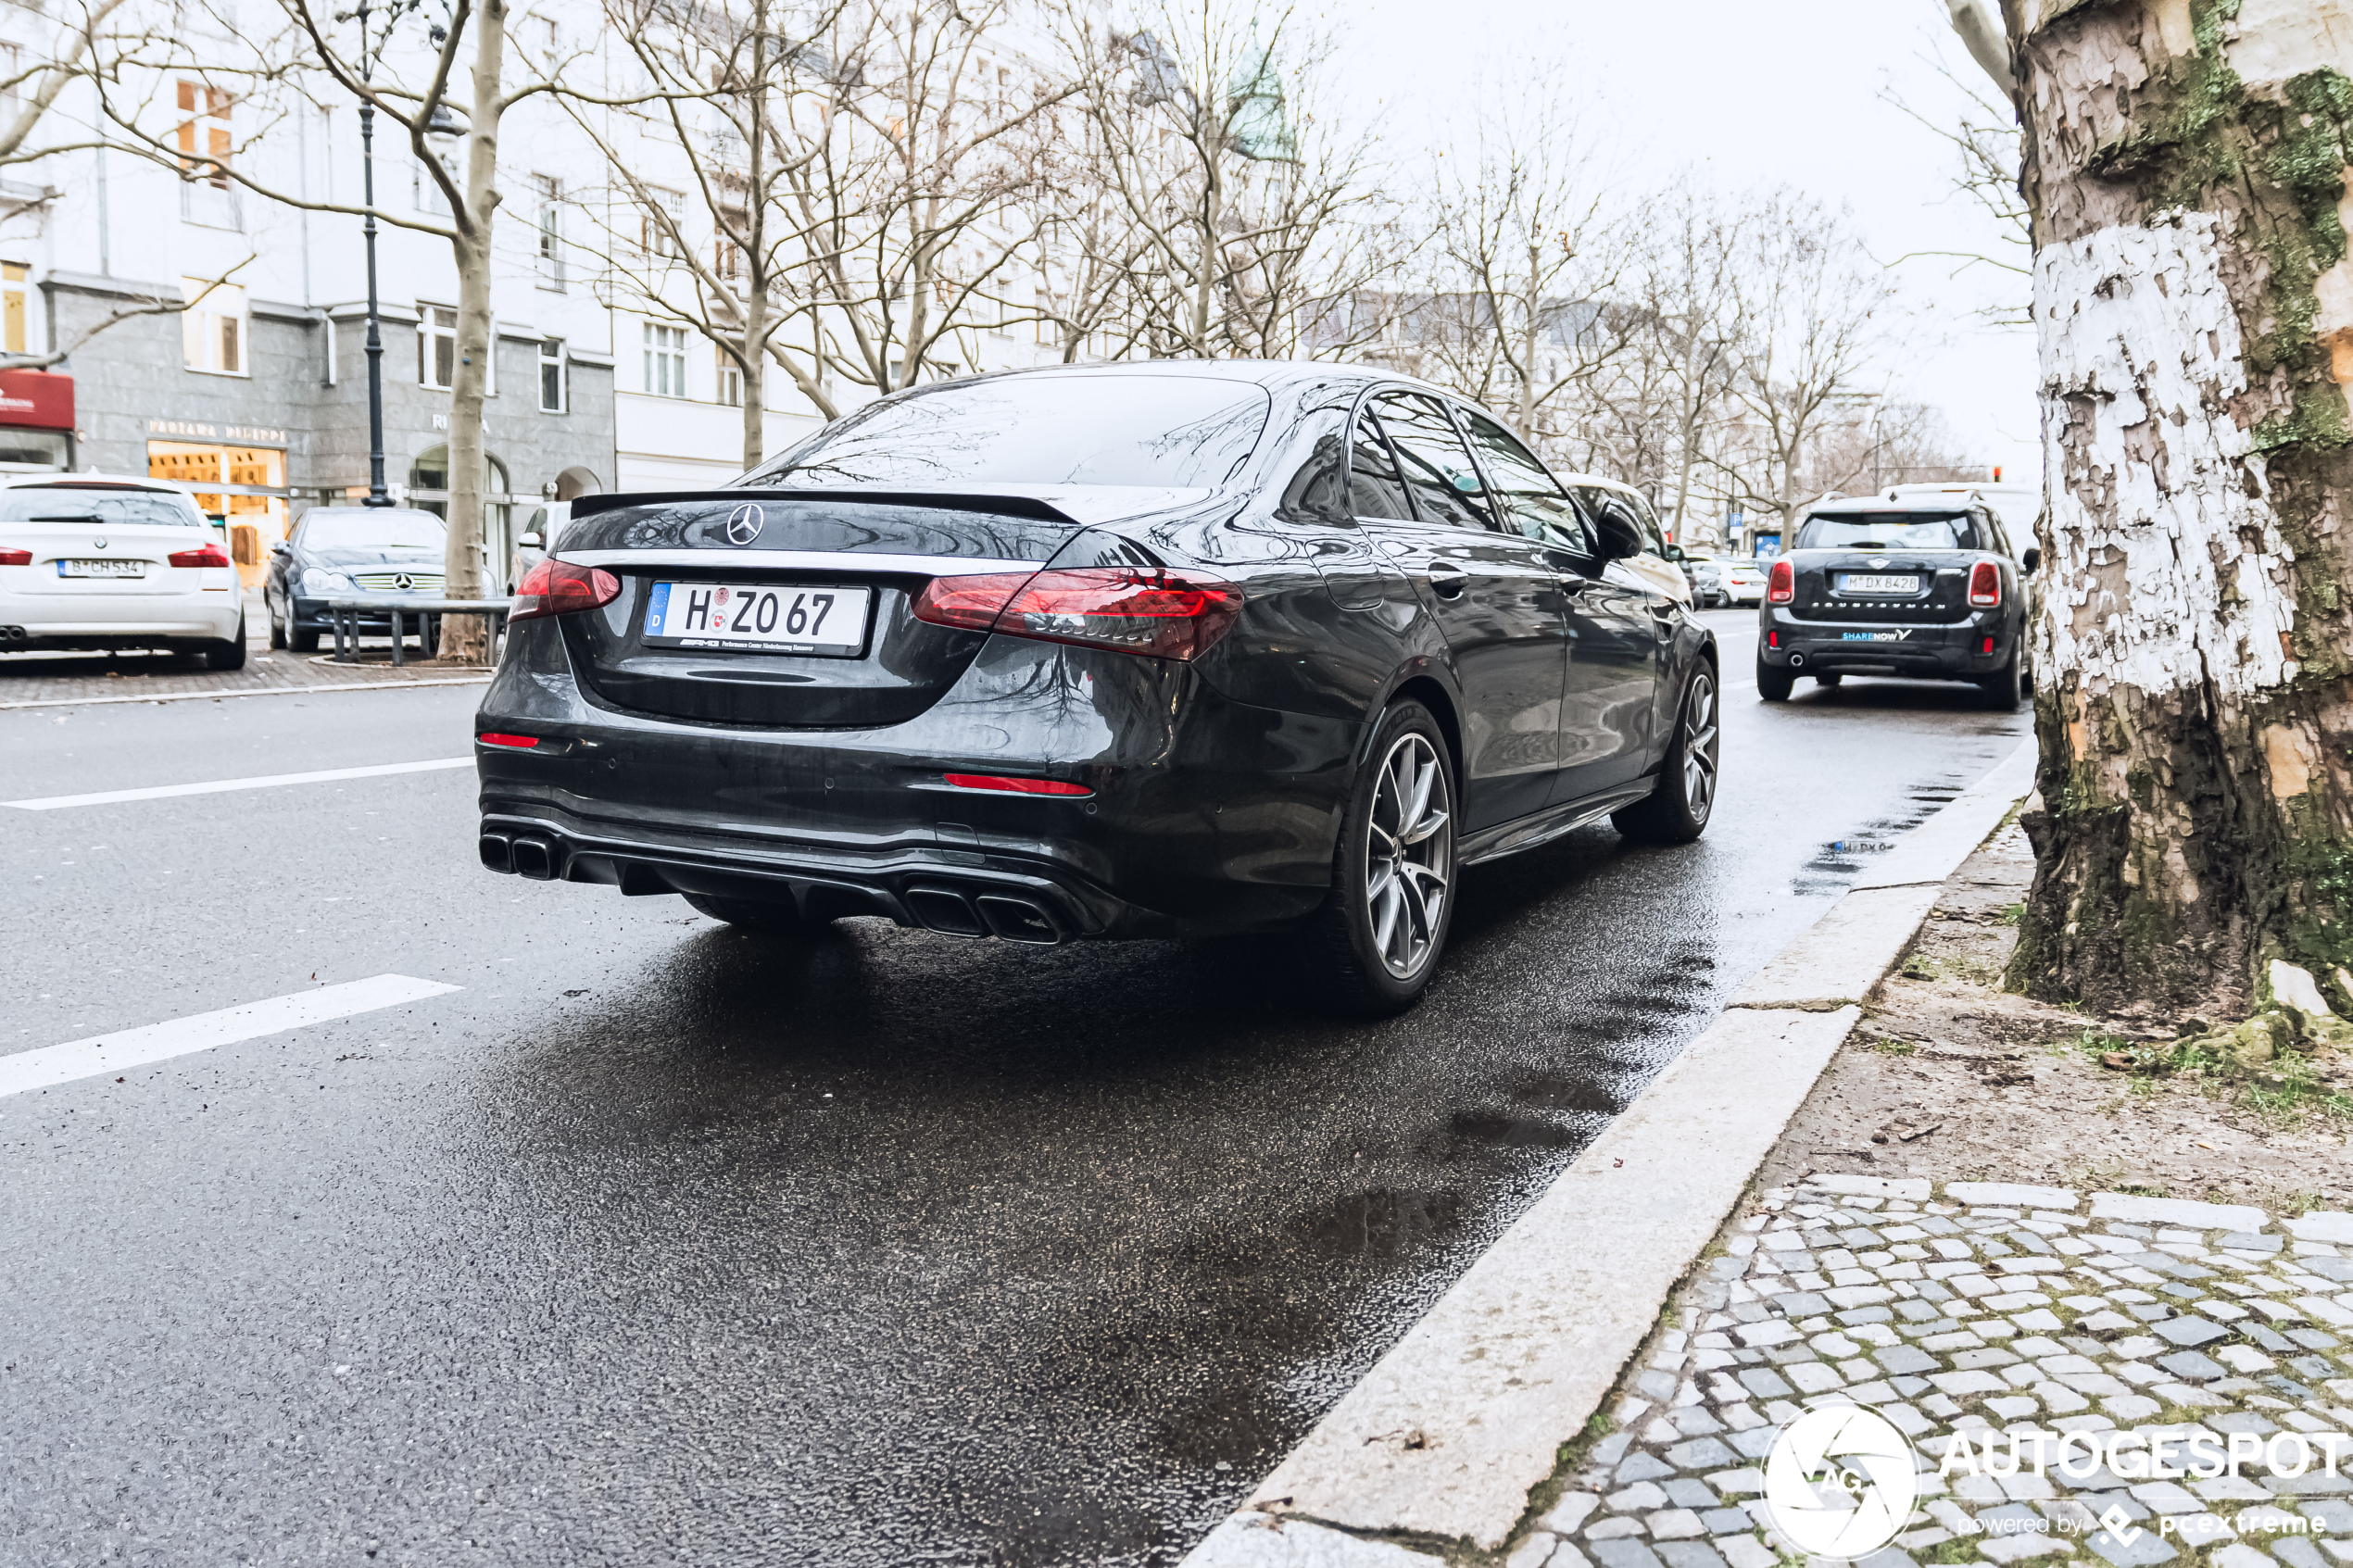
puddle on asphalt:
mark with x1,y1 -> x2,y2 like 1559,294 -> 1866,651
1791,773 -> 1971,895
1291,1188 -> 1463,1261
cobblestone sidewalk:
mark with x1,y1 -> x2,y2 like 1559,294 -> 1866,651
1504,1177 -> 2353,1568
0,649 -> 490,708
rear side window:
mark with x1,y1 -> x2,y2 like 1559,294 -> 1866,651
1370,393 -> 1491,530
743,374 -> 1272,490
0,489 -> 205,527
1347,412 -> 1412,520
1455,409 -> 1592,554
1796,511 -> 1971,550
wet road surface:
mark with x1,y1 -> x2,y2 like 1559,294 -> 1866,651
0,611 -> 2030,1566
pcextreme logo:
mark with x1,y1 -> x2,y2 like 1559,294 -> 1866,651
1764,1407 -> 1919,1558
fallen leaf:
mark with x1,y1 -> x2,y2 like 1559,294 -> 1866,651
1612,1157 -> 1623,1168
2101,1052 -> 2133,1071
2196,1141 -> 2215,1150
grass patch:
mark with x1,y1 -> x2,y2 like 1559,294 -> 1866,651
2000,903 -> 2025,926
1870,1036 -> 1919,1057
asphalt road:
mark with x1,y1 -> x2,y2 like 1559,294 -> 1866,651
0,608 -> 2030,1567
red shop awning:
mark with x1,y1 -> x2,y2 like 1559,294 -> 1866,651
0,368 -> 73,431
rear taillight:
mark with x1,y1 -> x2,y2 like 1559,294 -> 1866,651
1969,561 -> 2002,607
1767,558 -> 1794,604
510,558 -> 622,623
168,542 -> 232,569
943,772 -> 1091,797
0,546 -> 29,566
477,733 -> 540,748
912,566 -> 1240,661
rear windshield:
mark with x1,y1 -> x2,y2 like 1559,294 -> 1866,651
741,374 -> 1273,491
300,511 -> 446,550
0,489 -> 205,527
1798,512 -> 1973,551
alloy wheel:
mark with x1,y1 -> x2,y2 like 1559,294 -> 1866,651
1364,733 -> 1453,980
1681,673 -> 1720,823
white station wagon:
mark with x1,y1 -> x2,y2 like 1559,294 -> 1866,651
0,473 -> 245,668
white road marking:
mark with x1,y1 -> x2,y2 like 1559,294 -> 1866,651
4,757 -> 472,809
0,974 -> 461,1098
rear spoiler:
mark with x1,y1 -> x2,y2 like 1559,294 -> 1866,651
567,488 -> 1078,526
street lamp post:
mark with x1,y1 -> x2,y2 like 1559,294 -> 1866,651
354,2 -> 392,508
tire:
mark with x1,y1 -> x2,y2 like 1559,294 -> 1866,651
288,608 -> 320,654
268,595 -> 287,650
1756,656 -> 1796,702
683,893 -> 816,932
1615,666 -> 1720,845
1814,671 -> 1843,687
1978,650 -> 2024,711
205,615 -> 247,671
1297,700 -> 1457,1015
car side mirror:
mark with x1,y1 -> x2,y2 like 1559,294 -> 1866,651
2021,546 -> 2042,573
1593,513 -> 1645,562
1663,544 -> 1685,561
519,532 -> 542,547
270,540 -> 291,557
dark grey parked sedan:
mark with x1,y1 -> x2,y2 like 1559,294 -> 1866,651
474,362 -> 1720,1012
264,507 -> 448,652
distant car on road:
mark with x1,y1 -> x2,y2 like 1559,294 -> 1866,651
1681,558 -> 1730,608
1715,558 -> 1770,606
473,362 -> 1721,1014
1755,491 -> 2036,709
264,507 -> 448,653
508,500 -> 573,594
0,472 -> 245,667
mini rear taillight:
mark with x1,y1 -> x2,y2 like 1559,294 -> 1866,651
477,733 -> 540,748
510,558 -> 622,623
0,546 -> 29,566
167,542 -> 232,569
912,566 -> 1240,661
1969,561 -> 2002,607
943,772 -> 1091,797
1767,558 -> 1794,604
1767,630 -> 1780,649
1980,635 -> 1996,655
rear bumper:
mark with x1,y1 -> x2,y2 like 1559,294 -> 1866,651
0,596 -> 242,646
472,619 -> 1364,941
1757,609 -> 2015,678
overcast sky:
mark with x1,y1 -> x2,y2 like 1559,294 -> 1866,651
1321,0 -> 2043,494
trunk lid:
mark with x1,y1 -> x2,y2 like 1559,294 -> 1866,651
1784,550 -> 1972,624
1,519 -> 223,597
553,491 -> 1085,728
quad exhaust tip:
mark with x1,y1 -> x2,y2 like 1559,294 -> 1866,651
510,837 -> 559,880
906,886 -> 1064,944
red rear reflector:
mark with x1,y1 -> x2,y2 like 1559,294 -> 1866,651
1767,558 -> 1794,604
914,566 -> 1240,660
1767,630 -> 1780,649
510,558 -> 623,622
0,546 -> 29,566
943,772 -> 1091,797
477,733 -> 540,748
1969,561 -> 2002,607
167,542 -> 232,569
1981,636 -> 1996,655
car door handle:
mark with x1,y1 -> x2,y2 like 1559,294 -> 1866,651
1427,562 -> 1468,599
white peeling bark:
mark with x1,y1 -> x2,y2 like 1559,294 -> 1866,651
2035,213 -> 2299,708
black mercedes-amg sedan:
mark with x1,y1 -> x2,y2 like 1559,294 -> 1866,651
473,362 -> 1719,1011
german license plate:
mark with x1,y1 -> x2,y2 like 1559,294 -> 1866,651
1843,631 -> 1906,642
1837,573 -> 1919,594
58,558 -> 145,578
642,581 -> 872,655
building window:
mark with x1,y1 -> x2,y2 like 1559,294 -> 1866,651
643,322 -> 687,396
716,345 -> 742,406
534,174 -> 563,290
416,154 -> 454,218
539,339 -> 565,412
641,188 -> 684,259
176,81 -> 239,228
419,305 -> 457,388
181,278 -> 248,375
714,233 -> 741,282
2,264 -> 27,356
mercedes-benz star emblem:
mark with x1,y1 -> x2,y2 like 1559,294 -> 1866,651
394,573 -> 414,591
725,504 -> 765,546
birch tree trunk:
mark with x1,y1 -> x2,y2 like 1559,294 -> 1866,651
2004,0 -> 2353,1012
